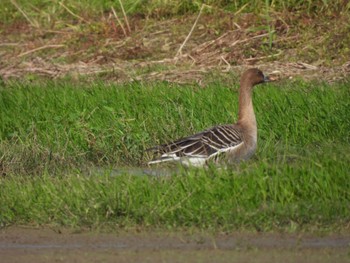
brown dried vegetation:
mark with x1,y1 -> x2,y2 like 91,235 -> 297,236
1,6 -> 350,84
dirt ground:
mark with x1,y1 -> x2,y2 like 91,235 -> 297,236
1,227 -> 349,263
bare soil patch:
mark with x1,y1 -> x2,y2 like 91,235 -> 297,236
1,227 -> 349,263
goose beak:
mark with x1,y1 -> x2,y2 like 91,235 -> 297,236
263,74 -> 270,82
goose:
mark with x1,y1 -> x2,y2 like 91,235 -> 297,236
147,68 -> 270,167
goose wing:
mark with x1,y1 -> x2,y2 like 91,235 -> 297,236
147,124 -> 243,164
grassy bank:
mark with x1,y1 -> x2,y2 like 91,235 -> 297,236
0,79 -> 349,231
1,79 -> 349,172
1,163 -> 349,231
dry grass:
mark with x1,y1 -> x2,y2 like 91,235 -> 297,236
1,4 -> 350,84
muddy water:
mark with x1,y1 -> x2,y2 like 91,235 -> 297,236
1,227 -> 349,263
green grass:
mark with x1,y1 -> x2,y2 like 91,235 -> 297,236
0,79 -> 349,231
1,164 -> 349,231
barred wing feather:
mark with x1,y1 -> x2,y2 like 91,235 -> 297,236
147,125 -> 243,166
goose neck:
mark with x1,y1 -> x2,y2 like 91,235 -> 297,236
237,83 -> 256,126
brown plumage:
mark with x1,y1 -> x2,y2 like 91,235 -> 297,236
147,68 -> 270,167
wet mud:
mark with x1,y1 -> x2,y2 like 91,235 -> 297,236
1,227 -> 349,263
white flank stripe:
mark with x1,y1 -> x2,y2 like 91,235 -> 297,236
180,156 -> 207,167
208,142 -> 244,159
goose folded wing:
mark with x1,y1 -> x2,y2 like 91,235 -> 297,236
148,124 -> 243,159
